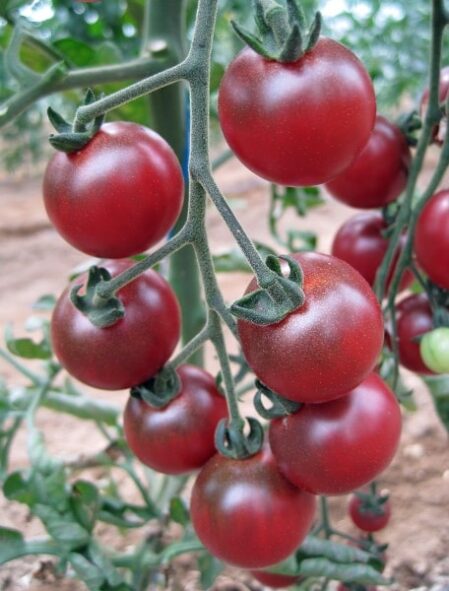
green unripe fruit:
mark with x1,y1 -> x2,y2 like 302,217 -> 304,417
420,327 -> 449,374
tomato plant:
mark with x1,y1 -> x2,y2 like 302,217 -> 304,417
420,327 -> 449,373
348,494 -> 391,533
123,364 -> 227,474
325,116 -> 411,209
51,259 -> 181,389
43,122 -> 184,259
395,294 -> 435,375
414,189 -> 449,290
218,38 -> 376,187
331,211 -> 413,292
238,252 -> 384,404
190,445 -> 316,568
269,374 -> 402,495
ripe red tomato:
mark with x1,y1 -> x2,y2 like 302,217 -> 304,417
51,260 -> 180,390
218,39 -> 376,187
238,252 -> 383,404
395,294 -> 435,375
325,116 -> 411,208
190,446 -> 316,569
331,212 -> 413,292
269,374 -> 402,495
414,190 -> 449,290
250,570 -> 301,588
43,122 -> 184,258
421,66 -> 449,144
348,495 -> 391,533
123,365 -> 227,474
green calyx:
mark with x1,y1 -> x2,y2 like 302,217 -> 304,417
70,266 -> 124,328
254,379 -> 301,419
355,491 -> 389,517
48,89 -> 104,153
232,0 -> 322,63
131,365 -> 181,409
215,417 -> 264,460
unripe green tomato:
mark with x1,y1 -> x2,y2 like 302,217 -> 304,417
420,328 -> 449,373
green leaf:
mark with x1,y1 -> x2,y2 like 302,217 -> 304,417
5,324 -> 52,360
70,481 -> 100,532
198,554 -> 223,590
422,374 -> 449,432
34,505 -> 90,550
169,497 -> 190,526
297,558 -> 389,585
0,527 -> 26,565
53,38 -> 96,67
69,553 -> 105,591
32,294 -> 56,311
88,541 -> 123,587
3,471 -> 37,506
299,536 -> 372,564
213,242 -> 277,273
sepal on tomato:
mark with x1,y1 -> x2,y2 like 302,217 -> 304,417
230,255 -> 305,325
214,417 -> 264,460
70,266 -> 125,328
131,365 -> 181,409
254,380 -> 301,419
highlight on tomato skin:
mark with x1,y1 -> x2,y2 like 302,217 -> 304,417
51,260 -> 181,390
123,364 -> 228,475
190,445 -> 317,569
269,373 -> 402,496
325,115 -> 411,209
218,37 -> 376,187
238,251 -> 384,404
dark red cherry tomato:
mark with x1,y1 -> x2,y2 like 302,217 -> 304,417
421,66 -> 449,144
414,190 -> 449,290
51,260 -> 180,390
331,211 -> 413,292
190,446 -> 316,569
269,374 -> 402,495
325,116 -> 411,208
395,294 -> 435,375
238,252 -> 384,404
123,365 -> 227,474
250,570 -> 301,588
348,494 -> 391,533
218,39 -> 376,187
43,122 -> 184,258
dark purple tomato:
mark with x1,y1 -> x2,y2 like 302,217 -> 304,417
348,494 -> 391,533
250,570 -> 301,588
325,116 -> 411,208
414,190 -> 449,290
331,211 -> 413,292
52,260 -> 180,389
123,365 -> 227,474
238,252 -> 384,404
190,446 -> 316,569
269,374 -> 402,495
43,122 -> 184,258
395,294 -> 435,375
218,39 -> 376,187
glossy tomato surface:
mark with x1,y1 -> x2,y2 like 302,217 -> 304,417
269,374 -> 402,495
414,190 -> 449,290
238,252 -> 384,404
325,116 -> 410,208
395,294 -> 435,375
124,365 -> 227,474
331,211 -> 413,292
43,122 -> 184,258
190,446 -> 316,569
52,260 -> 180,390
218,39 -> 376,187
420,66 -> 449,144
348,495 -> 391,533
250,570 -> 301,588
420,327 -> 449,374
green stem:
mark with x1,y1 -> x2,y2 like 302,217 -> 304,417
0,346 -> 42,384
319,496 -> 332,539
170,322 -> 210,368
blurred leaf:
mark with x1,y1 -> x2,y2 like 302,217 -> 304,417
198,554 -> 224,590
299,537 -> 373,564
33,294 -> 56,311
213,242 -> 277,273
5,324 -> 52,360
33,504 -> 90,550
169,496 -> 190,526
3,471 -> 37,506
70,480 -> 100,532
0,527 -> 26,565
69,552 -> 105,591
422,374 -> 449,432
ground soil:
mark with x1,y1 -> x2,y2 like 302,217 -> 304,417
0,155 -> 448,591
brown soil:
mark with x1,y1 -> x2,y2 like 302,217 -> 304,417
0,157 -> 448,591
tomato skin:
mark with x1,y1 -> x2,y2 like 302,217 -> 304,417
325,116 -> 411,209
123,365 -> 227,474
43,122 -> 184,258
190,446 -> 316,569
269,374 -> 402,496
218,39 -> 376,187
331,212 -> 413,292
414,190 -> 449,290
420,327 -> 449,374
238,252 -> 384,404
348,495 -> 391,533
395,294 -> 435,375
51,260 -> 180,390
420,66 -> 449,144
250,570 -> 301,588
